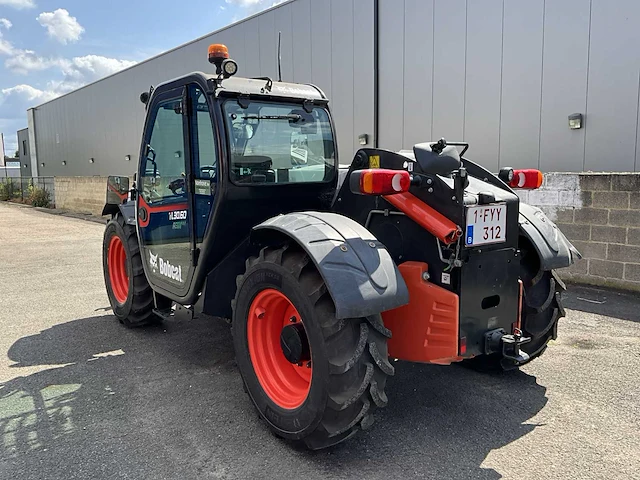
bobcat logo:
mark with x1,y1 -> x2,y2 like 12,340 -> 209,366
149,251 -> 158,270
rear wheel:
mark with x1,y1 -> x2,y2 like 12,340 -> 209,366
103,214 -> 157,327
232,244 -> 393,450
464,237 -> 566,371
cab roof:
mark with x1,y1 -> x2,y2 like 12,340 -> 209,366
209,74 -> 328,102
153,71 -> 328,103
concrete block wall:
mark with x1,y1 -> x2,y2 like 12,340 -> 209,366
518,173 -> 640,292
54,176 -> 110,217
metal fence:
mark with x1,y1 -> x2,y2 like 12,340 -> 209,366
0,177 -> 55,206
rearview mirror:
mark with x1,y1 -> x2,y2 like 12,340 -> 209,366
413,142 -> 461,176
106,176 -> 130,205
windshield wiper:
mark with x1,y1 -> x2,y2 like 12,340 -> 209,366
242,114 -> 302,122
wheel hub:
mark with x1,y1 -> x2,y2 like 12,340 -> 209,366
107,234 -> 129,304
280,323 -> 311,364
247,288 -> 312,409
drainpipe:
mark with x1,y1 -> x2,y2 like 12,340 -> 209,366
373,0 -> 379,148
27,108 -> 39,178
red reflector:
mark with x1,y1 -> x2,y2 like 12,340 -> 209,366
350,169 -> 411,196
459,337 -> 467,355
510,169 -> 543,189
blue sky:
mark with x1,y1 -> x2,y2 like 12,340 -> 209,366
0,0 -> 283,155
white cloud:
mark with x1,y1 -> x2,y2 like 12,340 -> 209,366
225,0 -> 286,13
225,0 -> 263,6
0,18 -> 15,55
65,55 -> 136,80
37,8 -> 84,44
1,84 -> 57,104
5,50 -> 64,74
5,52 -> 136,82
0,0 -> 35,9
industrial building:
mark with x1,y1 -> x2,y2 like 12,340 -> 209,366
21,0 -> 640,177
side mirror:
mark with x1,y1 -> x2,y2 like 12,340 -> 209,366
413,142 -> 461,176
106,176 -> 130,205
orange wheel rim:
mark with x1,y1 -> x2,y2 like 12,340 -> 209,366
247,289 -> 312,409
108,235 -> 129,304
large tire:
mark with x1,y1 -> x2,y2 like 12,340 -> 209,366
464,236 -> 566,371
232,244 -> 393,450
103,214 -> 157,327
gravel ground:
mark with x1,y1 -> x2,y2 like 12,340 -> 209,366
0,202 -> 638,480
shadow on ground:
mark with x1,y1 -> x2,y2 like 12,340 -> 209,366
0,315 -> 548,479
563,284 -> 640,323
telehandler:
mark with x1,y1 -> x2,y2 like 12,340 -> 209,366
102,44 -> 581,449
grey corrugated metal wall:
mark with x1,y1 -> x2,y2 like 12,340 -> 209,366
378,0 -> 640,172
32,0 -> 640,174
33,0 -> 374,176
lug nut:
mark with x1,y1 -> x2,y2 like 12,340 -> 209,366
289,316 -> 297,323
306,361 -> 312,368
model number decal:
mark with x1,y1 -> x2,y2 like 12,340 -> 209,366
168,210 -> 187,221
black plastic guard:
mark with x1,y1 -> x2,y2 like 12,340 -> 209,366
117,202 -> 136,226
519,202 -> 582,271
253,212 -> 409,319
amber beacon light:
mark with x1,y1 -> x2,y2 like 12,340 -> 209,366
208,44 -> 238,78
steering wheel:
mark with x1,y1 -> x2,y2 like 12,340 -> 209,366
168,178 -> 186,195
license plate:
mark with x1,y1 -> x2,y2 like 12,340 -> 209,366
465,204 -> 507,246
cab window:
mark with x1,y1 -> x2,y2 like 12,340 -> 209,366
223,100 -> 336,185
141,97 -> 186,204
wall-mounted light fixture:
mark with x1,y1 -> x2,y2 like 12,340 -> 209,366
89,158 -> 95,164
62,161 -> 67,166
569,113 -> 583,130
40,162 -> 45,167
125,155 -> 131,162
359,134 -> 369,146
23,164 -> 28,168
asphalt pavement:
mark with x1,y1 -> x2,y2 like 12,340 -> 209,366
0,202 -> 638,480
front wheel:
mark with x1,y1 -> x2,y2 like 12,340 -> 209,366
102,215 -> 156,327
232,244 -> 393,450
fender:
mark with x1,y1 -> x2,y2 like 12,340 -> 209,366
519,202 -> 582,271
102,201 -> 136,225
253,212 -> 409,319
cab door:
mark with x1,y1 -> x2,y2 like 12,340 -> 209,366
137,86 -> 194,295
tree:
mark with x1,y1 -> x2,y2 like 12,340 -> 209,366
15,150 -> 19,158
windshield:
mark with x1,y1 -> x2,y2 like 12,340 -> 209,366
223,100 -> 336,185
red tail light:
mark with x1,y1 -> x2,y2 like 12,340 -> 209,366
349,169 -> 411,196
509,169 -> 544,189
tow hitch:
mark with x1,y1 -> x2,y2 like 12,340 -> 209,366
484,328 -> 532,370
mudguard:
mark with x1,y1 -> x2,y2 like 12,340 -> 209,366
519,202 -> 582,271
117,202 -> 136,226
253,212 -> 410,319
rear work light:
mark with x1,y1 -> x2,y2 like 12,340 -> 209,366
350,169 -> 412,196
500,168 -> 544,189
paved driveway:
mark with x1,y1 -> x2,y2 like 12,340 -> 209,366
0,202 -> 638,479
